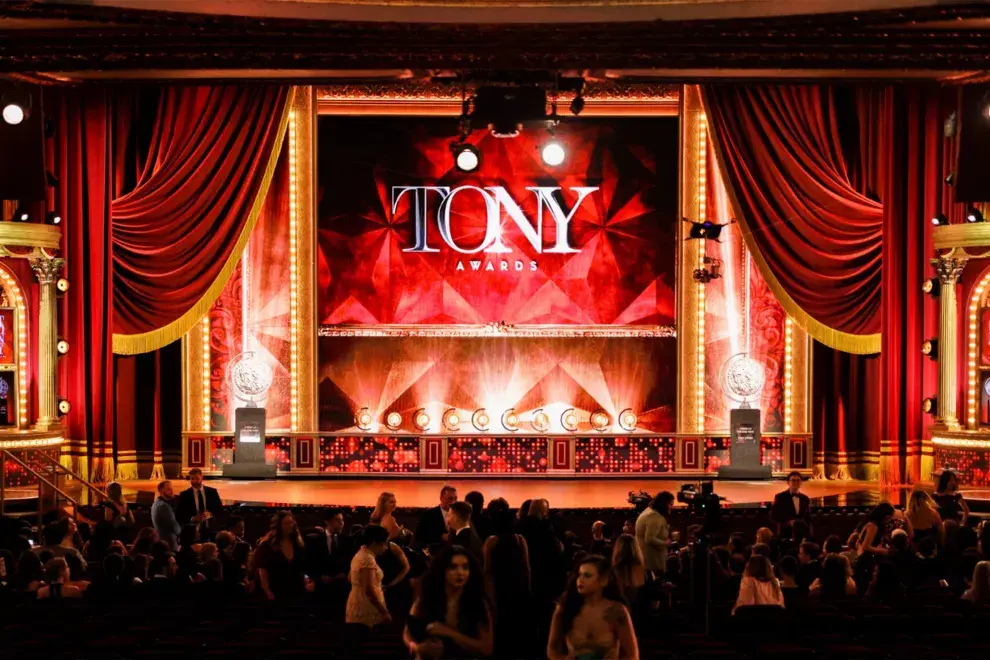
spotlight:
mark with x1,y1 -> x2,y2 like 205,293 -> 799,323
10,206 -> 28,223
921,338 -> 938,359
967,207 -> 985,223
46,171 -> 58,188
590,410 -> 610,432
57,398 -> 71,416
541,141 -> 565,167
931,213 -> 949,227
471,408 -> 490,432
1,102 -> 24,126
922,397 -> 937,415
412,408 -> 431,432
944,111 -> 958,138
618,408 -> 637,432
56,278 -> 70,293
922,278 -> 940,297
56,339 -> 69,355
385,411 -> 402,431
532,409 -> 550,433
560,408 -> 579,432
501,408 -> 520,432
686,218 -> 731,242
451,143 -> 481,173
946,172 -> 955,185
442,408 -> 461,432
46,211 -> 61,226
569,95 -> 585,116
355,407 -> 373,431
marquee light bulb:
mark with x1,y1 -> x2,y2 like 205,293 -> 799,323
413,408 -> 431,432
590,410 -> 610,432
471,408 -> 490,432
561,408 -> 579,432
532,409 -> 550,433
618,408 -> 637,432
57,340 -> 69,355
385,411 -> 402,431
501,408 -> 520,432
453,144 -> 481,173
541,142 -> 565,167
57,398 -> 71,415
355,407 -> 373,431
443,408 -> 461,432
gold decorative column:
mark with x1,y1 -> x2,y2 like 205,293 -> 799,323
30,257 -> 64,430
934,255 -> 966,430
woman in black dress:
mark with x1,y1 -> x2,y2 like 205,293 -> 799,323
934,471 -> 970,527
484,503 -> 534,658
102,482 -> 135,538
255,510 -> 308,601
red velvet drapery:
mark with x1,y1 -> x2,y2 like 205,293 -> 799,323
702,85 -> 883,353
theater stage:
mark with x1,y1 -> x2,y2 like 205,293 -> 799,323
117,477 -> 916,510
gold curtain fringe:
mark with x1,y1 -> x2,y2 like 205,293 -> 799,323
699,87 -> 881,355
150,462 -> 166,480
90,456 -> 115,484
114,461 -> 139,481
112,87 -> 297,355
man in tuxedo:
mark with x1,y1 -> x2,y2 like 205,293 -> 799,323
448,501 -> 484,568
770,471 -> 811,529
320,508 -> 355,578
415,485 -> 457,548
175,468 -> 224,537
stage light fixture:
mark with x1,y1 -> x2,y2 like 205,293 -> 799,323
452,143 -> 481,173
967,207 -> 985,223
560,408 -> 579,432
922,278 -> 940,297
471,408 -> 490,432
501,408 -> 520,432
945,172 -> 955,185
618,408 -> 637,432
922,338 -> 938,359
2,102 -> 24,126
532,409 -> 550,433
541,141 -> 565,167
10,206 -> 28,222
56,339 -> 69,355
57,398 -> 71,416
46,171 -> 58,188
413,408 -> 431,432
46,211 -> 61,226
590,410 -> 610,432
355,407 -> 373,431
922,397 -> 937,415
56,278 -> 70,293
931,213 -> 949,227
385,411 -> 403,431
442,408 -> 461,432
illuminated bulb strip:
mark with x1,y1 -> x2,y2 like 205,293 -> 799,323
931,435 -> 990,449
696,113 -> 707,432
202,316 -> 211,432
966,273 -> 990,428
0,436 -> 64,449
288,110 -> 299,432
0,268 -> 29,427
784,317 -> 794,434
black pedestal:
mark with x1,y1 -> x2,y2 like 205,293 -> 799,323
222,407 -> 277,479
718,407 -> 772,480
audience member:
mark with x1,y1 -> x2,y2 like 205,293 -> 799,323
449,501 -> 484,568
866,560 -> 905,604
732,554 -> 784,614
483,503 -> 533,658
611,534 -> 646,607
347,524 -> 394,628
36,557 -> 83,600
255,511 -> 308,601
102,481 -> 135,532
635,491 -> 673,577
907,489 -> 943,545
810,553 -> 857,601
770,472 -> 811,529
934,471 -> 970,526
963,560 -> 990,604
151,480 -> 181,551
465,491 -> 492,542
777,555 -> 801,608
175,468 -> 224,533
370,491 -> 402,540
589,520 -> 609,556
227,516 -> 246,542
37,518 -> 87,572
796,541 -> 821,591
755,526 -> 773,547
416,485 -> 457,548
13,551 -> 45,594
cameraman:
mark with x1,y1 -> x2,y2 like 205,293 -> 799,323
635,491 -> 675,578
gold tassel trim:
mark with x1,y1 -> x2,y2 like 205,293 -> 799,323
150,462 -> 166,480
699,87 -> 881,355
90,456 -> 115,484
114,461 -> 139,481
811,463 -> 826,480
112,87 -> 297,355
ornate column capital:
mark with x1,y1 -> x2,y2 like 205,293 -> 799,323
29,257 -> 64,285
933,255 -> 966,285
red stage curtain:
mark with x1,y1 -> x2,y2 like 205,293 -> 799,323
703,85 -> 883,353
111,85 -> 291,354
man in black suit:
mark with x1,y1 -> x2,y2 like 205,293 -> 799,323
317,507 -> 355,579
175,468 -> 224,536
448,501 -> 484,568
415,484 -> 457,549
770,471 -> 811,529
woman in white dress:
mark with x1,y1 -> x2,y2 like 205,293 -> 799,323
733,554 -> 785,614
346,525 -> 394,628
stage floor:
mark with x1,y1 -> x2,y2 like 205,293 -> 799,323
118,477 -> 918,510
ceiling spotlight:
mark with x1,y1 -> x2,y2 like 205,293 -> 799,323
922,278 -> 940,297
57,398 -> 71,416
10,206 -> 28,223
471,408 -> 490,432
57,339 -> 70,355
590,410 -> 610,432
412,408 -> 431,432
541,141 -> 566,167
560,408 -> 579,432
355,407 -> 373,431
501,408 -> 520,432
967,207 -> 985,223
385,411 -> 402,431
56,278 -> 70,293
2,102 -> 25,126
922,397 -> 937,415
452,143 -> 481,173
921,338 -> 938,359
442,408 -> 461,433
46,211 -> 61,226
532,409 -> 550,433
931,213 -> 949,227
618,408 -> 637,432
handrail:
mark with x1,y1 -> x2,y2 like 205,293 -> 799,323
33,450 -> 109,502
1,450 -> 80,507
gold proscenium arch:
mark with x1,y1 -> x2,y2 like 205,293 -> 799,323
0,264 -> 30,429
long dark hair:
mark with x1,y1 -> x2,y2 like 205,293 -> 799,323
937,470 -> 957,493
418,546 -> 490,636
556,556 -> 626,638
265,510 -> 303,548
489,506 -> 527,594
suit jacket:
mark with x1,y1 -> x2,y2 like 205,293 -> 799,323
151,498 -> 181,551
175,485 -> 224,526
306,530 -> 356,578
452,527 -> 485,568
770,490 -> 811,526
635,508 -> 669,572
415,506 -> 449,548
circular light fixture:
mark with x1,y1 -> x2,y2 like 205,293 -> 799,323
2,103 -> 25,126
921,339 -> 938,358
590,410 -> 610,432
618,408 -> 637,432
922,278 -> 939,296
922,397 -> 937,415
57,399 -> 71,415
501,408 -> 520,432
967,207 -> 985,224
442,408 -> 461,432
46,211 -> 61,226
56,278 -> 70,293
56,340 -> 70,355
931,213 -> 948,227
355,407 -> 373,431
532,408 -> 550,433
560,408 -> 579,432
385,411 -> 402,431
541,141 -> 565,167
412,408 -> 431,432
471,408 -> 490,432
453,144 -> 481,173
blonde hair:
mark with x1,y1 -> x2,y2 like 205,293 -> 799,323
970,561 -> 990,603
745,554 -> 782,599
755,527 -> 773,546
612,533 -> 645,585
371,492 -> 396,523
907,489 -> 936,518
529,498 -> 549,519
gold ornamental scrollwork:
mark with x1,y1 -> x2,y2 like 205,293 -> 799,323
318,323 -> 677,338
933,256 -> 966,285
29,257 -> 64,284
